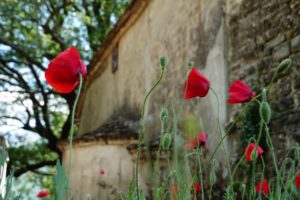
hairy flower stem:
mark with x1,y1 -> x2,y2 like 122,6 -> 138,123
249,118 -> 263,199
209,86 -> 274,163
232,153 -> 246,178
153,117 -> 166,198
135,68 -> 165,199
265,125 -> 281,197
68,74 -> 83,187
208,100 -> 254,162
170,68 -> 190,186
196,148 -> 205,200
210,88 -> 234,195
171,102 -> 180,184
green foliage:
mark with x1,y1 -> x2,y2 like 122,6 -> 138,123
240,101 -> 266,149
9,143 -> 57,172
0,170 -> 21,200
0,144 -> 7,166
127,181 -> 134,200
49,110 -> 68,137
52,160 -> 69,200
181,113 -> 201,139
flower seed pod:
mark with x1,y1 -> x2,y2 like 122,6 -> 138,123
250,149 -> 258,161
260,101 -> 271,124
188,60 -> 194,68
160,108 -> 168,122
161,133 -> 172,149
277,58 -> 292,74
209,160 -> 217,185
160,57 -> 168,69
209,170 -> 217,185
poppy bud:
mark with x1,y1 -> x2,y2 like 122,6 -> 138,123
192,182 -> 201,193
277,58 -> 292,74
160,108 -> 168,122
188,60 -> 194,68
255,179 -> 270,195
160,57 -> 168,69
260,101 -> 271,124
245,143 -> 263,161
250,149 -> 258,161
161,133 -> 172,149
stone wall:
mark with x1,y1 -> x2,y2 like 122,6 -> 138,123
226,0 -> 300,159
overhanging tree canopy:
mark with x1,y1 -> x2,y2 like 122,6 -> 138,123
0,0 -> 130,177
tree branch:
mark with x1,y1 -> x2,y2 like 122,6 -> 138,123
33,170 -> 55,176
41,24 -> 66,50
0,38 -> 45,71
13,160 -> 57,177
0,78 -> 20,87
27,64 -> 51,131
0,60 -> 59,149
0,116 -> 24,124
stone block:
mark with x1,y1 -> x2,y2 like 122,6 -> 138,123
278,95 -> 294,111
293,92 -> 300,107
284,123 -> 300,139
277,79 -> 292,97
293,74 -> 300,90
264,27 -> 281,41
290,0 -> 300,12
273,42 -> 290,60
265,34 -> 285,50
256,34 -> 265,45
291,35 -> 300,53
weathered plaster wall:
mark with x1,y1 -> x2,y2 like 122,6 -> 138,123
72,0 -> 300,198
226,0 -> 300,160
62,141 -> 136,199
79,0 -> 228,161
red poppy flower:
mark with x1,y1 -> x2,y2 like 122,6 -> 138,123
245,143 -> 264,161
295,173 -> 300,188
37,190 -> 50,198
227,80 -> 256,104
184,68 -> 210,99
255,179 -> 270,195
184,132 -> 208,150
100,169 -> 106,175
192,182 -> 201,193
45,47 -> 87,94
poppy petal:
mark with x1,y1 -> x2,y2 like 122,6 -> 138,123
45,47 -> 86,93
184,68 -> 210,99
228,80 -> 254,104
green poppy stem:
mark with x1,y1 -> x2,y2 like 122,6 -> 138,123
68,74 -> 83,188
135,68 -> 165,199
210,88 -> 233,188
